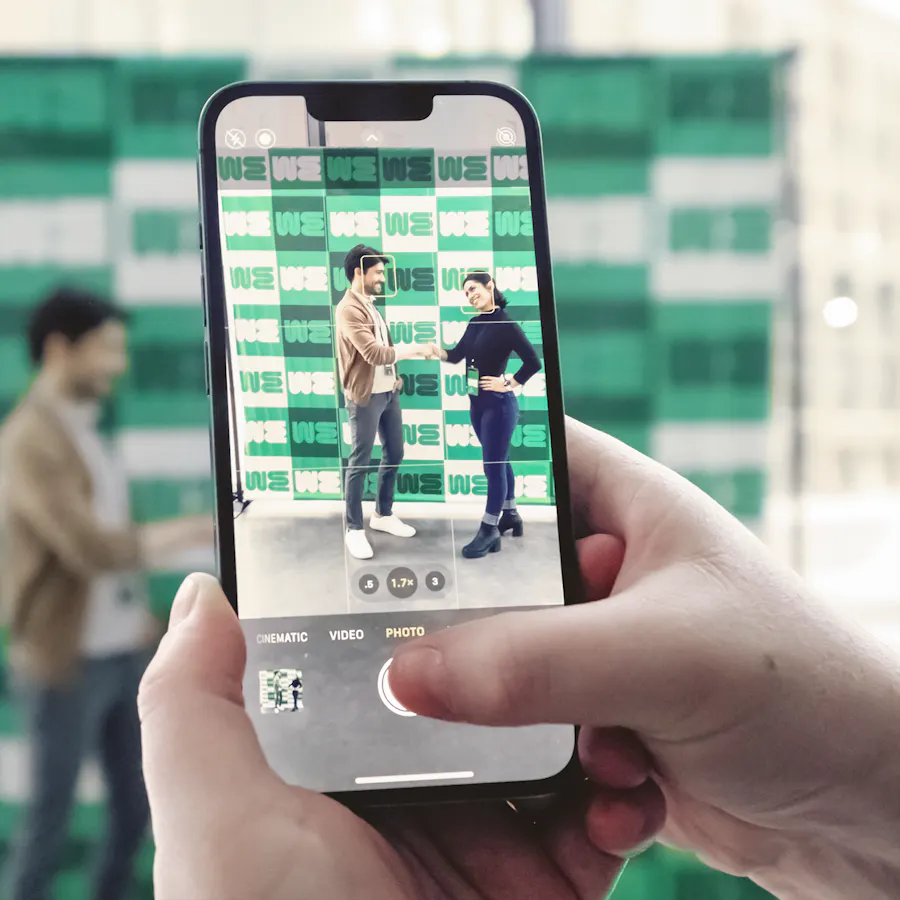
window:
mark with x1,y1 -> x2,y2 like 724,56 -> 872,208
832,119 -> 844,153
877,131 -> 891,166
834,273 -> 852,297
835,195 -> 854,231
839,348 -> 859,409
831,43 -> 847,87
885,448 -> 900,486
837,448 -> 859,490
728,3 -> 761,47
878,283 -> 896,331
882,357 -> 898,408
878,208 -> 891,242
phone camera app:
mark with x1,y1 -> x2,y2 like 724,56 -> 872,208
223,128 -> 562,620
216,92 -> 576,796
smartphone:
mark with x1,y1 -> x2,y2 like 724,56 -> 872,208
198,81 -> 582,806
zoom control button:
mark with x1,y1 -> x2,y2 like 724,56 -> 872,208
386,567 -> 417,599
359,573 -> 379,595
425,571 -> 445,592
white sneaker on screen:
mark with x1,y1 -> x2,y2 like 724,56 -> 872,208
345,528 -> 374,559
369,514 -> 417,538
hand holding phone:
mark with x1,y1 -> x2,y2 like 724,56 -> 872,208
140,563 -> 657,900
143,421 -> 900,900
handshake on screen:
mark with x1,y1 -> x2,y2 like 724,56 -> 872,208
403,343 -> 444,361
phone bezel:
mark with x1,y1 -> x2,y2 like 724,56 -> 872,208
198,80 -> 584,808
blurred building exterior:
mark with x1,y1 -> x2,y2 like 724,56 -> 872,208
564,0 -> 900,658
571,0 -> 900,485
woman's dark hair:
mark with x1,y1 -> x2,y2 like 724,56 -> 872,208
27,287 -> 127,365
343,244 -> 388,283
463,271 -> 507,308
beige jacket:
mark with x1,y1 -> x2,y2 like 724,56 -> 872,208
334,289 -> 397,406
0,390 -> 143,684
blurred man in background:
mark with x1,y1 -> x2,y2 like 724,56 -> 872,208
0,287 -> 212,900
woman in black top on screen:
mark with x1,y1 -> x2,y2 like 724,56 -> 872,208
429,272 -> 541,558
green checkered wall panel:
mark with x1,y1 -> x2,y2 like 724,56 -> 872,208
218,146 -> 553,506
0,59 -> 246,900
0,53 -> 784,900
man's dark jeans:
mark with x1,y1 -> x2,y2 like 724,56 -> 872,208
345,390 -> 404,530
4,650 -> 150,900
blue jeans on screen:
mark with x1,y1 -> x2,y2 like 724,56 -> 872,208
3,650 -> 151,900
470,391 -> 519,525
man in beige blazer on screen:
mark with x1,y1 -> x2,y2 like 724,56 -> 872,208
335,244 -> 430,561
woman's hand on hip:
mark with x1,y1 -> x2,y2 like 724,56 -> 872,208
479,376 -> 511,392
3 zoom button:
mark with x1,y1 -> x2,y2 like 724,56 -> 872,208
425,571 -> 445,592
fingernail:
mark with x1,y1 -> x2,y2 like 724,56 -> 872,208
391,647 -> 455,719
169,576 -> 200,629
621,836 -> 657,860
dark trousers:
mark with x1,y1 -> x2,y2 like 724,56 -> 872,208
470,392 -> 519,525
345,390 -> 404,530
4,651 -> 150,900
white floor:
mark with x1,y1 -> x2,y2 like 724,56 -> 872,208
233,501 -> 565,619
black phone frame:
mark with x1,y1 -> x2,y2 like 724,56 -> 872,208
198,80 -> 584,809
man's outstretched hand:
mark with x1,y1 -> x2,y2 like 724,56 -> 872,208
139,569 -> 664,900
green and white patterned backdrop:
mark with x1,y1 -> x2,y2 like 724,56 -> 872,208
0,58 -> 247,900
380,54 -> 784,528
0,55 -> 784,900
219,143 -> 554,506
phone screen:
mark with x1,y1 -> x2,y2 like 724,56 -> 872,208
204,89 -> 577,796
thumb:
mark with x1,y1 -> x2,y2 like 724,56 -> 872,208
139,573 -> 276,840
389,597 -> 683,735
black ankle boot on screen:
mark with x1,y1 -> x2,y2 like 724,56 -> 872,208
498,509 -> 524,537
462,523 -> 502,559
